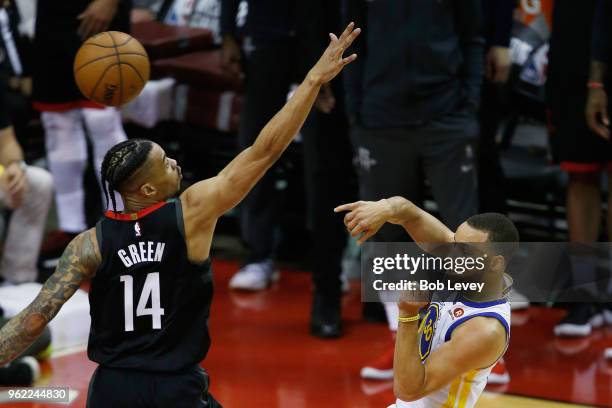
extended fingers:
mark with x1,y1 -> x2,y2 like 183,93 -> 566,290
338,22 -> 355,42
341,27 -> 361,50
342,54 -> 358,66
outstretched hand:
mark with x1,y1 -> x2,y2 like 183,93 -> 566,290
334,199 -> 394,245
308,22 -> 361,85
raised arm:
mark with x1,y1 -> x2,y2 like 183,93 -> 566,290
334,196 -> 454,245
180,23 -> 361,226
0,229 -> 100,366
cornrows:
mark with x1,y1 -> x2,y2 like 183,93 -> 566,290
100,139 -> 153,213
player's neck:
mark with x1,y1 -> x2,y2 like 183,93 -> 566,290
462,271 -> 505,303
122,195 -> 164,213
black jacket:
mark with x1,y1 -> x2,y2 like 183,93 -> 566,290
593,0 -> 612,63
483,0 -> 515,47
342,0 -> 485,128
220,0 -> 342,79
221,0 -> 295,41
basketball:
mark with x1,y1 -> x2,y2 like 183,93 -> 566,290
73,31 -> 150,107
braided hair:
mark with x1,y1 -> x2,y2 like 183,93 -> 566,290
100,139 -> 154,213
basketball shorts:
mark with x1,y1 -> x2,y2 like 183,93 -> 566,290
549,85 -> 612,173
86,364 -> 222,408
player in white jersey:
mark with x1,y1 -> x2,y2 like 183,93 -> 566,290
335,196 -> 518,408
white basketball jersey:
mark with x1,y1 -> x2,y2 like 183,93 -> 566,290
390,298 -> 511,408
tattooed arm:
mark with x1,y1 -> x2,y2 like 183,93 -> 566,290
0,229 -> 100,366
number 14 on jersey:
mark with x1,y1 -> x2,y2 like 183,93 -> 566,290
120,272 -> 165,331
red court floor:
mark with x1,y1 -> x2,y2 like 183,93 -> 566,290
2,259 -> 612,407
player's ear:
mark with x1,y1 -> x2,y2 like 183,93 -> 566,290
490,255 -> 505,273
140,183 -> 157,197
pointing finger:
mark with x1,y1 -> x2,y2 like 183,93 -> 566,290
334,202 -> 359,212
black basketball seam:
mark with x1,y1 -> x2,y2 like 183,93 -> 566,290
89,62 -> 120,100
83,36 -> 133,49
108,32 -> 124,104
119,62 -> 146,86
75,53 -> 148,74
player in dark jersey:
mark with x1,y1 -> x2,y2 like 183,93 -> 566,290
0,23 -> 360,408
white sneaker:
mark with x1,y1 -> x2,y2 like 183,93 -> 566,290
360,346 -> 395,380
553,304 -> 598,337
604,307 -> 612,325
340,269 -> 350,294
508,288 -> 529,311
20,356 -> 41,383
487,359 -> 510,385
228,260 -> 279,291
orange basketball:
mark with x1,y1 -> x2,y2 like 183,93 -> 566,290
74,31 -> 150,106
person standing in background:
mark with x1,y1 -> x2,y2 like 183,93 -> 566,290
478,0 -> 515,214
32,0 -> 131,259
220,0 -> 294,291
299,0 -> 357,338
221,0 -> 356,337
220,0 -> 297,291
586,0 -> 611,140
478,0 -> 522,386
343,0 -> 484,380
548,0 -> 611,338
585,0 -> 612,358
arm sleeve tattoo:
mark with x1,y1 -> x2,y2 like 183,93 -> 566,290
0,229 -> 101,366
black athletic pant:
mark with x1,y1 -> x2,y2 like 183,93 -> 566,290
351,109 -> 480,242
478,80 -> 508,214
87,365 -> 221,408
301,79 -> 357,302
238,37 -> 302,263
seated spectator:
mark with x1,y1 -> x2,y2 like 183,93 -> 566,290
162,0 -> 222,45
0,121 -> 53,285
131,0 -> 162,23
